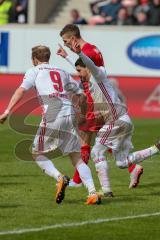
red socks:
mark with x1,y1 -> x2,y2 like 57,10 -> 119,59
128,164 -> 136,173
73,145 -> 91,184
73,145 -> 136,183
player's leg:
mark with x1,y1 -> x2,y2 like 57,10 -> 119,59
33,153 -> 69,203
71,131 -> 92,186
128,164 -> 143,189
112,133 -> 143,187
32,118 -> 70,204
96,118 -> 142,190
108,117 -> 143,188
59,115 -> 101,204
91,122 -> 114,196
91,140 -> 113,197
33,154 -> 62,180
107,143 -> 143,188
69,152 -> 101,204
115,139 -> 160,168
32,121 -> 63,180
128,144 -> 159,165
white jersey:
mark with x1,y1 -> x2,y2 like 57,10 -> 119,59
79,52 -> 127,122
21,63 -> 82,120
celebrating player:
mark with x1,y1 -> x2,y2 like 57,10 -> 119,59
0,45 -> 101,205
57,44 -> 113,196
59,24 -> 143,191
69,40 -> 160,172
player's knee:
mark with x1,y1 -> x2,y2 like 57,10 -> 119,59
32,154 -> 42,161
95,160 -> 107,172
91,147 -> 106,166
116,160 -> 128,169
91,147 -> 104,160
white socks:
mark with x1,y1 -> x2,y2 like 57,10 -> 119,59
35,155 -> 61,181
76,162 -> 96,195
128,145 -> 158,164
95,160 -> 111,193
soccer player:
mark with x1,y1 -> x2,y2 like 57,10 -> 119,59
59,24 -> 143,190
57,44 -> 113,196
0,45 -> 101,205
69,40 -> 160,172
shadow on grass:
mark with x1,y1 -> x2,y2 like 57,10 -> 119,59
102,196 -> 147,205
138,182 -> 160,188
0,182 -> 26,186
0,204 -> 23,209
0,174 -> 42,178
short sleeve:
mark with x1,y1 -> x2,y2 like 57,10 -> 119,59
20,68 -> 37,90
82,45 -> 104,67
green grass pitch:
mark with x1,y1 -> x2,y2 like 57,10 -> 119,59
0,118 -> 160,240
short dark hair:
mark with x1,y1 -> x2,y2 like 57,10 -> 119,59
32,45 -> 51,62
60,24 -> 81,38
75,58 -> 86,68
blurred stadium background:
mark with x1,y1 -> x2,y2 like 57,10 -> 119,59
0,1 -> 160,240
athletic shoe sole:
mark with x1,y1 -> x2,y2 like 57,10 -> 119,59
85,194 -> 101,205
98,190 -> 114,198
131,168 -> 143,188
56,176 -> 70,204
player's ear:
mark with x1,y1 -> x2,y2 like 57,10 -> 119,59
71,35 -> 76,41
32,57 -> 38,66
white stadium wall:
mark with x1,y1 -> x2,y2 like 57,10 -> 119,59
0,25 -> 160,76
0,25 -> 160,118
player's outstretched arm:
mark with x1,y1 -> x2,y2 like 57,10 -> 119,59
70,40 -> 105,81
57,44 -> 68,58
57,44 -> 76,70
0,87 -> 26,124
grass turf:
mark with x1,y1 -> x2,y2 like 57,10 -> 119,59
0,118 -> 160,240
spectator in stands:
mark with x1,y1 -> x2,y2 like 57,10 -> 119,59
14,0 -> 28,23
0,0 -> 14,24
122,0 -> 137,7
89,0 -> 111,15
88,14 -> 106,25
134,10 -> 149,25
70,9 -> 87,25
88,0 -> 160,26
89,0 -> 100,15
148,0 -> 160,25
112,7 -> 134,25
98,0 -> 122,24
134,0 -> 150,16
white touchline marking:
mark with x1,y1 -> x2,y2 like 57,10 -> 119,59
0,212 -> 160,236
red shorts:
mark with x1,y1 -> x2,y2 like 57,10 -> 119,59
79,112 -> 104,132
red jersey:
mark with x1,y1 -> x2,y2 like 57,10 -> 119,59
79,42 -> 105,131
81,43 -> 104,67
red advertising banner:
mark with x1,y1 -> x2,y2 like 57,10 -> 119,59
0,74 -> 160,118
110,76 -> 160,118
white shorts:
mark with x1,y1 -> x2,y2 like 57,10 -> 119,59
93,114 -> 134,163
32,115 -> 81,154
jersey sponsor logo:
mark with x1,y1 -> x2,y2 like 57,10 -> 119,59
0,32 -> 9,66
127,35 -> 160,70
